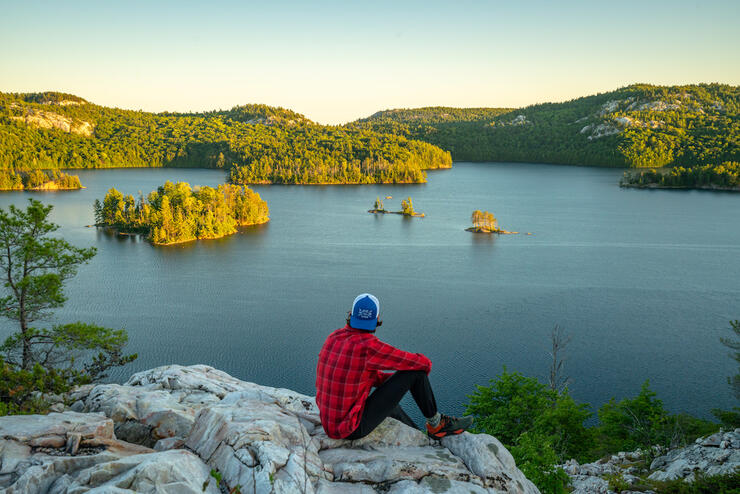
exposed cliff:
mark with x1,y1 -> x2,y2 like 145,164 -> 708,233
9,106 -> 94,136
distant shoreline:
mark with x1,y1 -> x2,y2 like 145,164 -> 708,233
0,184 -> 86,192
620,183 -> 740,192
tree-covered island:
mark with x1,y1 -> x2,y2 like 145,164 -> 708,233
620,161 -> 740,191
0,169 -> 82,191
466,210 -> 518,234
368,196 -> 424,217
94,181 -> 269,245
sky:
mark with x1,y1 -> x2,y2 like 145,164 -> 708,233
1,0 -> 738,124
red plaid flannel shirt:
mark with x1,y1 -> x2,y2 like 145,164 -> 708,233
315,324 -> 432,439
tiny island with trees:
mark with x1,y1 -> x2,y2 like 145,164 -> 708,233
94,181 -> 269,245
368,196 -> 425,217
0,169 -> 83,191
466,210 -> 518,234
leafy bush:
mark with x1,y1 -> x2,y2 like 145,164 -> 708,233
466,371 -> 723,493
0,358 -> 69,415
595,381 -> 718,462
511,432 -> 570,494
466,368 -> 592,462
604,472 -> 631,493
712,407 -> 740,429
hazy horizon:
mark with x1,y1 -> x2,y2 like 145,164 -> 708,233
2,0 -> 739,124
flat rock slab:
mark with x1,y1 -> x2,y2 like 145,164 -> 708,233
5,449 -> 219,494
0,411 -> 113,446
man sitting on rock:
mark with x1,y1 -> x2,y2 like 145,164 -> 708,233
316,293 -> 472,440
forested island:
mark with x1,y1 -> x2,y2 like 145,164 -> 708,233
620,161 -> 740,191
0,92 -> 451,185
0,169 -> 82,190
466,210 -> 517,234
353,84 -> 739,169
94,181 -> 269,245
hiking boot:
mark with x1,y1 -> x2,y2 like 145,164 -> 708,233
426,414 -> 473,439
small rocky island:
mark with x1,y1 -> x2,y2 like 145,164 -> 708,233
369,196 -> 425,217
0,169 -> 83,191
466,210 -> 518,234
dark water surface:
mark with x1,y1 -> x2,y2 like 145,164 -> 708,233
0,163 -> 737,421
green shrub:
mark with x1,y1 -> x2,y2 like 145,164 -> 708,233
604,472 -> 631,493
466,368 -> 592,462
594,381 -> 719,462
511,432 -> 570,494
0,358 -> 69,415
712,408 -> 740,429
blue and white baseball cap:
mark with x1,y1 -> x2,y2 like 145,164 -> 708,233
350,293 -> 380,330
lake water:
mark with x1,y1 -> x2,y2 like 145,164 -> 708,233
0,163 -> 737,423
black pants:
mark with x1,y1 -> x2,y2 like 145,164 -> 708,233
346,370 -> 438,440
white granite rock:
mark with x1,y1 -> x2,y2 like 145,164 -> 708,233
560,429 -> 740,490
3,365 -> 541,494
648,430 -> 740,482
7,450 -> 219,494
568,474 -> 611,494
387,477 -> 491,493
442,433 -> 540,493
0,411 -> 155,492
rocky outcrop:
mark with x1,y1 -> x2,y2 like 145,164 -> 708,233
0,410 -> 217,493
10,108 -> 94,136
561,451 -> 645,494
561,429 -> 740,493
648,430 -> 740,482
1,365 -> 540,493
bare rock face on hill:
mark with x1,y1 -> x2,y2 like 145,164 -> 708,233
9,107 -> 94,136
1,365 -> 540,494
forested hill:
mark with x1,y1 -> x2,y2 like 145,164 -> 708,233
0,92 -> 451,184
352,84 -> 740,168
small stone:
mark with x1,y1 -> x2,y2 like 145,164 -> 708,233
66,433 -> 82,455
70,400 -> 85,412
700,433 -> 722,447
154,436 -> 185,451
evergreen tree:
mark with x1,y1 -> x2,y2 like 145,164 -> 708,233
0,199 -> 135,379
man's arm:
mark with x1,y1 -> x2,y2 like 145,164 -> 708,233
366,338 -> 432,374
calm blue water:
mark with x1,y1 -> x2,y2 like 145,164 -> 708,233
0,163 -> 737,422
